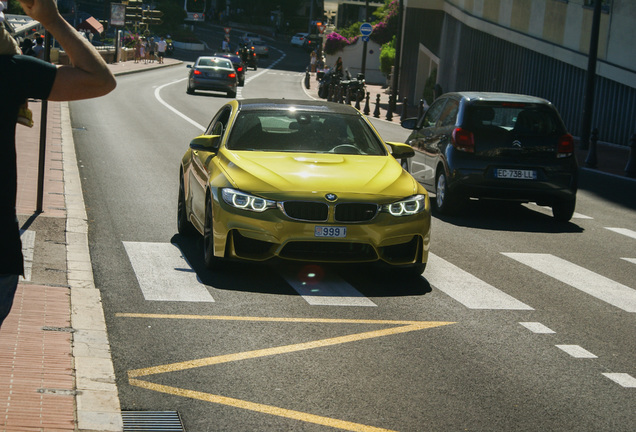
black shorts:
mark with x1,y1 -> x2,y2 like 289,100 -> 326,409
158,52 -> 165,57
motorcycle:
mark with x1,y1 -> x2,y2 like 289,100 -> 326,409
340,70 -> 366,103
237,44 -> 258,70
318,69 -> 365,102
165,35 -> 174,56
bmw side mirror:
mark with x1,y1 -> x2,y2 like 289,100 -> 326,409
400,118 -> 419,130
189,135 -> 221,151
386,142 -> 415,159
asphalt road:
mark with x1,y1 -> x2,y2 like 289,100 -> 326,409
68,31 -> 636,432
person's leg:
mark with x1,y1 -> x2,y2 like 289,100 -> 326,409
0,274 -> 20,329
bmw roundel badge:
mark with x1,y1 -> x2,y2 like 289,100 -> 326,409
325,193 -> 338,202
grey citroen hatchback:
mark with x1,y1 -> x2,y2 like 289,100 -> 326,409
401,92 -> 578,221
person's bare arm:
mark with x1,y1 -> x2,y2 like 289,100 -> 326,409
19,0 -> 116,101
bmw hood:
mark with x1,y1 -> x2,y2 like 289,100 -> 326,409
219,151 -> 420,200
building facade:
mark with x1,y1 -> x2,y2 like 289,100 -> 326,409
399,0 -> 636,146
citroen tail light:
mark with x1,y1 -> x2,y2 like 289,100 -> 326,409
557,133 -> 574,158
451,128 -> 475,153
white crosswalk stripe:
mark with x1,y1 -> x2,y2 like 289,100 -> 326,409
281,267 -> 377,307
426,253 -> 534,310
605,227 -> 636,240
123,241 -> 214,302
503,253 -> 636,313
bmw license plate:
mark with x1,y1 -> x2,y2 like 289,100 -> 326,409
496,169 -> 537,180
314,226 -> 347,238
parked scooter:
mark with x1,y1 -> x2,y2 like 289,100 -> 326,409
319,68 -> 365,102
340,70 -> 366,103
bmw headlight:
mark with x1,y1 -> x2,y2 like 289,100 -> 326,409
221,188 -> 276,212
382,195 -> 428,216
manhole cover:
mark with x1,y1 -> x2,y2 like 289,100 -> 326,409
122,411 -> 185,431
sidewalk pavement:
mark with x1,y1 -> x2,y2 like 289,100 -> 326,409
1,56 -> 633,432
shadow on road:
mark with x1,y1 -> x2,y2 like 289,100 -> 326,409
171,234 -> 433,298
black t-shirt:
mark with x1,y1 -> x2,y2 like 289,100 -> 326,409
0,54 -> 57,275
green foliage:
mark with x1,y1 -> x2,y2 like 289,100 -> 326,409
379,36 -> 395,77
422,68 -> 437,105
156,0 -> 187,33
337,22 -> 361,39
8,0 -> 25,15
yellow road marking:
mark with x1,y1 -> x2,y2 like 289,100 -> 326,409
130,378 -> 397,432
119,313 -> 455,431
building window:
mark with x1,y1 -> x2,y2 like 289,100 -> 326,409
583,0 -> 611,13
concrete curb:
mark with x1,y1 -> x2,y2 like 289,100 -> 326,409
61,102 -> 124,432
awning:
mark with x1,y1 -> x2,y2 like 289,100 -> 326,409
78,16 -> 103,35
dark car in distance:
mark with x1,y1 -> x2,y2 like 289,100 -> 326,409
401,92 -> 578,221
187,56 -> 238,98
213,52 -> 246,86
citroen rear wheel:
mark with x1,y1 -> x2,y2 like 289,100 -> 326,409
435,170 -> 457,215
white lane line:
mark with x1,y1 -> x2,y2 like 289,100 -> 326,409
519,322 -> 555,334
426,253 -> 534,310
154,79 -> 206,132
19,229 -> 35,282
555,344 -> 598,358
281,267 -> 376,307
154,48 -> 287,131
602,373 -> 636,388
605,227 -> 636,240
123,241 -> 214,302
503,253 -> 636,313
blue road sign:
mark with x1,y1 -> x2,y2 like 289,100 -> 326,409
360,22 -> 373,36
361,35 -> 370,42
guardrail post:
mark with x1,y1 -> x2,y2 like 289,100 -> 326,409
373,94 -> 381,118
400,97 -> 408,122
585,127 -> 598,168
626,133 -> 636,177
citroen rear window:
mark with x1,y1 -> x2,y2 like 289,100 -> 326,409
465,103 -> 562,135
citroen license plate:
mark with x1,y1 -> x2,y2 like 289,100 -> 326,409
314,226 -> 347,238
496,169 -> 537,180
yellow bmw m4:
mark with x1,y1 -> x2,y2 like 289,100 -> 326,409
178,99 -> 431,276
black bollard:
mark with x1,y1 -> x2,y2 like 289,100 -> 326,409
585,127 -> 598,168
418,99 -> 424,119
305,70 -> 310,89
327,84 -> 333,102
626,133 -> 636,177
386,94 -> 394,121
355,91 -> 361,110
374,94 -> 381,118
400,97 -> 408,122
364,92 -> 370,116
345,88 -> 351,105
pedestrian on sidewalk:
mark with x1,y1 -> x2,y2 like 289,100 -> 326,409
156,36 -> 167,64
0,0 -> 116,330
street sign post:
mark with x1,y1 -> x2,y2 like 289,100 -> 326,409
360,22 -> 373,36
360,22 -> 373,76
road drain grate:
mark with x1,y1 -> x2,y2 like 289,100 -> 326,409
122,411 -> 185,431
